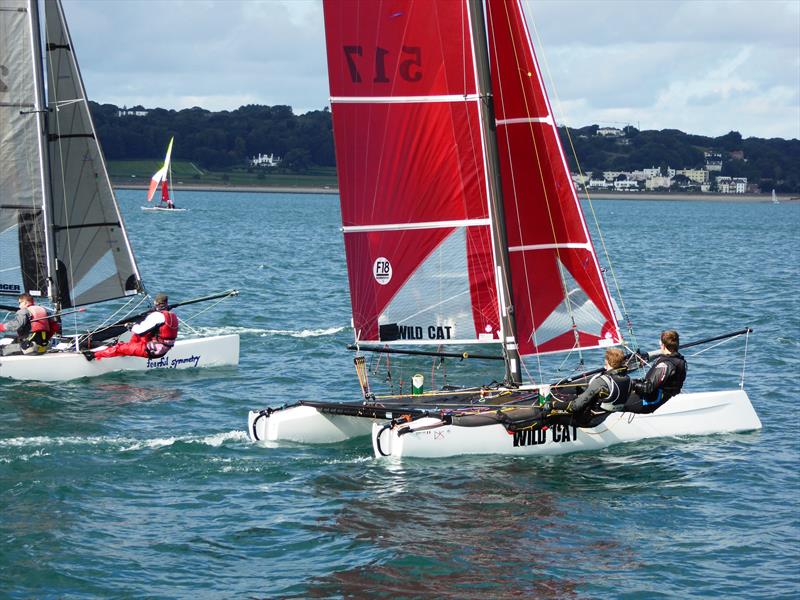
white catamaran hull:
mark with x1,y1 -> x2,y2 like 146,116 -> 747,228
374,390 -> 761,458
248,405 -> 375,444
248,389 -> 761,458
0,334 -> 239,382
141,207 -> 188,212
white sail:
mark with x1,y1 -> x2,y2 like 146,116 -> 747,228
43,0 -> 142,308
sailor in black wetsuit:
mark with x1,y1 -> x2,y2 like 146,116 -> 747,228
625,329 -> 687,414
549,347 -> 631,428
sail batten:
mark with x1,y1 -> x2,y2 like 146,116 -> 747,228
343,218 -> 491,233
331,94 -> 482,104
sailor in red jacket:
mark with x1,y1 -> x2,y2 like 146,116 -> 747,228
85,293 -> 178,361
0,293 -> 60,354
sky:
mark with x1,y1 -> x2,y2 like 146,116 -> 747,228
61,0 -> 800,140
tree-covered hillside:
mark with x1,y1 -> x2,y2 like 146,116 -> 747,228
92,103 -> 335,172
92,103 -> 800,192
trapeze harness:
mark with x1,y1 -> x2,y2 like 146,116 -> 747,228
144,311 -> 179,358
595,368 -> 632,412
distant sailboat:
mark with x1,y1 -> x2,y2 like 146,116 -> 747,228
772,189 -> 780,204
0,0 -> 237,381
143,137 -> 186,212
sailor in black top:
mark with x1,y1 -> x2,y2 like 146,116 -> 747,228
625,329 -> 687,414
550,347 -> 631,428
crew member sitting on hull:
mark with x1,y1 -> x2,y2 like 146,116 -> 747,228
624,329 -> 687,414
84,293 -> 178,361
547,347 -> 631,428
0,293 -> 60,355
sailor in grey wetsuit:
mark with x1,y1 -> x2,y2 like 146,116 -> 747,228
550,347 -> 631,427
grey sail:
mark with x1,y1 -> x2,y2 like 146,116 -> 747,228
43,0 -> 141,307
0,0 -> 50,300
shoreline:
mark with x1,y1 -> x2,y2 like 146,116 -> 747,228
113,183 -> 798,203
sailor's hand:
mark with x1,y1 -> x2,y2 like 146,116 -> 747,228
125,322 -> 134,331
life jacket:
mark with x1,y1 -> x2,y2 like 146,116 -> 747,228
27,305 -> 54,337
145,310 -> 179,358
656,352 -> 687,402
597,368 -> 632,412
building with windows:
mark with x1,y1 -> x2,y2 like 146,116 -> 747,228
250,153 -> 281,168
704,152 -> 723,171
596,127 -> 624,137
117,106 -> 148,117
716,176 -> 747,194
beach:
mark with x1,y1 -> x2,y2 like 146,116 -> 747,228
114,182 -> 793,203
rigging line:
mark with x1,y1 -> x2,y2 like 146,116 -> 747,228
180,291 -> 236,324
685,333 -> 748,358
77,294 -> 147,341
525,2 -> 636,350
740,329 -> 749,389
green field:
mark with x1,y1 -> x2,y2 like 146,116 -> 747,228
107,160 -> 338,188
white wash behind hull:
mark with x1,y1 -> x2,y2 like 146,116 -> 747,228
0,334 -> 239,382
374,390 -> 761,458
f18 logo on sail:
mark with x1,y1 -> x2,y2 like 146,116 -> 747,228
373,257 -> 392,285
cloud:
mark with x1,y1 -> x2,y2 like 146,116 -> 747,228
62,0 -> 799,138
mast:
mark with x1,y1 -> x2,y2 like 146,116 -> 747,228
467,0 -> 521,385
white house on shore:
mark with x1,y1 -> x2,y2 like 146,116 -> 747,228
716,176 -> 748,194
117,106 -> 148,117
251,153 -> 281,168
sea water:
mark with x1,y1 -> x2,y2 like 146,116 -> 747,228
1,191 -> 798,598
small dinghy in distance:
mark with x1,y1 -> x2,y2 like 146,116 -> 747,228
0,0 -> 236,382
246,0 -> 761,458
141,137 -> 187,212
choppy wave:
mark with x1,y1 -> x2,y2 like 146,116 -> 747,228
0,430 -> 249,452
188,325 -> 346,338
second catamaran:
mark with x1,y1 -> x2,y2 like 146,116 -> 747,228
0,0 -> 237,381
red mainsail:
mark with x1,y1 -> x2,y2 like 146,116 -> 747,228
324,0 -> 501,345
323,0 -> 622,355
